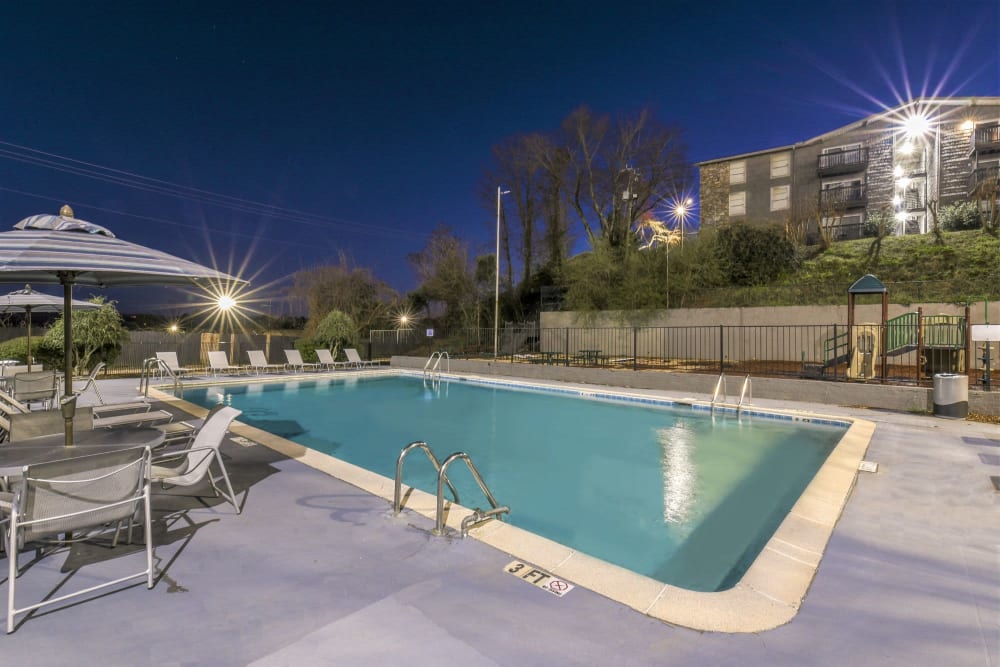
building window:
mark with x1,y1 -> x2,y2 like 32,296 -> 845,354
770,185 -> 790,211
729,160 -> 746,184
729,191 -> 746,216
770,152 -> 790,178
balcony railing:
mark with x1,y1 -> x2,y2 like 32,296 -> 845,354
819,184 -> 867,208
817,147 -> 868,176
968,165 -> 1000,195
972,125 -> 1000,153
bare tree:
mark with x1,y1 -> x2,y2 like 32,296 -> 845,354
486,132 -> 572,290
289,252 -> 398,337
562,106 -> 689,251
407,225 -> 478,329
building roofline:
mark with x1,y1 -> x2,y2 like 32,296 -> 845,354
696,96 -> 1000,166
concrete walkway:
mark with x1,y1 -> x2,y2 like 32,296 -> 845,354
1,375 -> 997,665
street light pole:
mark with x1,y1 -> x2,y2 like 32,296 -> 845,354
494,186 -> 509,359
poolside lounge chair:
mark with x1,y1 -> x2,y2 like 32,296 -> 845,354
344,348 -> 378,368
315,347 -> 346,370
2,446 -> 154,633
156,351 -> 195,377
284,349 -> 321,372
149,406 -> 242,513
208,351 -> 246,376
72,362 -> 107,404
247,350 -> 284,374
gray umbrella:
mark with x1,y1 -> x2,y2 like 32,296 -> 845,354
0,206 -> 245,444
0,284 -> 100,365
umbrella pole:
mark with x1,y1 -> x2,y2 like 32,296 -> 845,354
25,305 -> 31,368
60,273 -> 76,447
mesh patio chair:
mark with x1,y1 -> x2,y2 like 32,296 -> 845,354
149,406 -> 242,513
1,446 -> 154,633
12,370 -> 58,409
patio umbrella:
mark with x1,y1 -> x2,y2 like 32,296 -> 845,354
0,284 -> 100,365
0,205 -> 245,445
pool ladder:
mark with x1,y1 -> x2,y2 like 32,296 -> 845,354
711,373 -> 752,415
139,357 -> 183,398
423,351 -> 449,381
393,440 -> 510,537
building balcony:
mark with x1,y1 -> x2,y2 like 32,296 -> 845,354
968,165 -> 1000,195
817,147 -> 868,176
819,184 -> 867,209
972,125 -> 1000,155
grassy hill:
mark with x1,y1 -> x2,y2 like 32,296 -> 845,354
686,230 -> 1000,308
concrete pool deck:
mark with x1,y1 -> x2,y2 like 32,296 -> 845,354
1,372 -> 997,665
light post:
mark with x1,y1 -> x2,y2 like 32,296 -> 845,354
494,186 -> 509,359
672,197 -> 694,247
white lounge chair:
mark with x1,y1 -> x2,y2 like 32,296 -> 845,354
284,349 -> 321,372
156,351 -> 195,377
315,348 -> 346,370
246,350 -> 284,374
150,406 -> 242,513
2,446 -> 154,633
344,348 -> 378,368
208,351 -> 246,376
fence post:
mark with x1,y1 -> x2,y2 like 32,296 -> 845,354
833,324 -> 838,380
719,324 -> 724,375
633,327 -> 638,371
564,328 -> 569,367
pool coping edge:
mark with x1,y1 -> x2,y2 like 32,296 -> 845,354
148,371 -> 875,634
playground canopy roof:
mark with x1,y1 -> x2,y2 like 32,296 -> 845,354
848,274 -> 887,294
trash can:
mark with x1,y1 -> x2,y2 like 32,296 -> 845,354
933,373 -> 968,419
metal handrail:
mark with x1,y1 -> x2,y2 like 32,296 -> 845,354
737,374 -> 752,414
423,351 -> 450,381
393,441 -> 459,515
711,373 -> 727,411
139,357 -> 182,398
434,451 -> 508,536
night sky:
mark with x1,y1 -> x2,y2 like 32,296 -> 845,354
1,1 -> 998,315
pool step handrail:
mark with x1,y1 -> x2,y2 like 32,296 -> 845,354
711,373 -> 727,412
737,374 -> 752,414
393,441 -> 460,515
423,351 -> 450,381
434,451 -> 509,537
139,356 -> 182,398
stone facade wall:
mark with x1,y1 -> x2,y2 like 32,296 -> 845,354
699,162 -> 729,227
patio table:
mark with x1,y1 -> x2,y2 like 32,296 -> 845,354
0,427 -> 165,478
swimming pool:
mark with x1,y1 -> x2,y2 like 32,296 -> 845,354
183,374 -> 847,593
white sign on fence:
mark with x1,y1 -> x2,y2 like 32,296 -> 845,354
971,324 -> 1000,342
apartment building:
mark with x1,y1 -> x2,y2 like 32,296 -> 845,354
697,97 -> 1000,241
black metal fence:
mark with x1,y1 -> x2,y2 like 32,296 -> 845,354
371,319 -> 990,389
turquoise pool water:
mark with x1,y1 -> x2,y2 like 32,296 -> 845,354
185,375 -> 846,592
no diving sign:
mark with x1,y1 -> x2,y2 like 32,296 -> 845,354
505,560 -> 574,597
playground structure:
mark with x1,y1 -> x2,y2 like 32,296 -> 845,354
822,275 -> 969,382
823,312 -> 967,381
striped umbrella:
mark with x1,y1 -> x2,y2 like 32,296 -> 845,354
0,284 -> 100,365
0,206 -> 245,444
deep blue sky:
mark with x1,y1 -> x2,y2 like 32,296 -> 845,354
0,1 -> 998,315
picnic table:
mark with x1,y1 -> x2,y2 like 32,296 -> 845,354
0,427 -> 165,479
